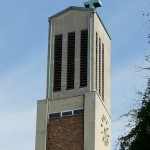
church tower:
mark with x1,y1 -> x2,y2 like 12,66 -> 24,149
35,1 -> 111,150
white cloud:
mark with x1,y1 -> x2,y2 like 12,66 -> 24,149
0,49 -> 46,150
0,108 -> 36,150
111,52 -> 150,149
0,1 -> 149,150
0,48 -> 47,109
112,117 -> 129,149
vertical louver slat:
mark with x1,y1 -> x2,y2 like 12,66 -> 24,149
80,30 -> 88,87
102,43 -> 104,100
96,32 -> 98,90
99,38 -> 101,95
67,32 -> 75,90
53,34 -> 62,92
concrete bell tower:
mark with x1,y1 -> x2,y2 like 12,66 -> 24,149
35,2 -> 111,150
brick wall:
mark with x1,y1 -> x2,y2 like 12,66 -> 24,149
47,115 -> 84,150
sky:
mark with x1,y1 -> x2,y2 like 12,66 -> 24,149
0,0 -> 150,150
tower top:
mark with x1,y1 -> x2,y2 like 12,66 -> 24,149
84,0 -> 102,9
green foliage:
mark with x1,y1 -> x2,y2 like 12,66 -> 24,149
116,9 -> 150,150
116,53 -> 150,150
116,79 -> 150,150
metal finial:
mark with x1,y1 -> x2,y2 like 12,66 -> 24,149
84,0 -> 102,9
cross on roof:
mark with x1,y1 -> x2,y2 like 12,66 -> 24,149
84,0 -> 102,9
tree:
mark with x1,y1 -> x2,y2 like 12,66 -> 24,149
116,10 -> 150,149
116,54 -> 150,150
116,78 -> 150,150
142,12 -> 150,43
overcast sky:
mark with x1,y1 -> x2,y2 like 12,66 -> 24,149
0,0 -> 150,150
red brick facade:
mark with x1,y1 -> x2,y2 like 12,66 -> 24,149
47,115 -> 84,150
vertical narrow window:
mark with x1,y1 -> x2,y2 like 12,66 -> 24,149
99,38 -> 101,95
102,43 -> 104,100
80,30 -> 88,87
95,32 -> 98,90
67,32 -> 75,90
53,34 -> 62,92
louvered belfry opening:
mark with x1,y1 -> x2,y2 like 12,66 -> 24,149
53,34 -> 62,92
99,38 -> 101,95
95,32 -> 98,90
67,32 -> 75,90
80,30 -> 88,87
102,43 -> 104,100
